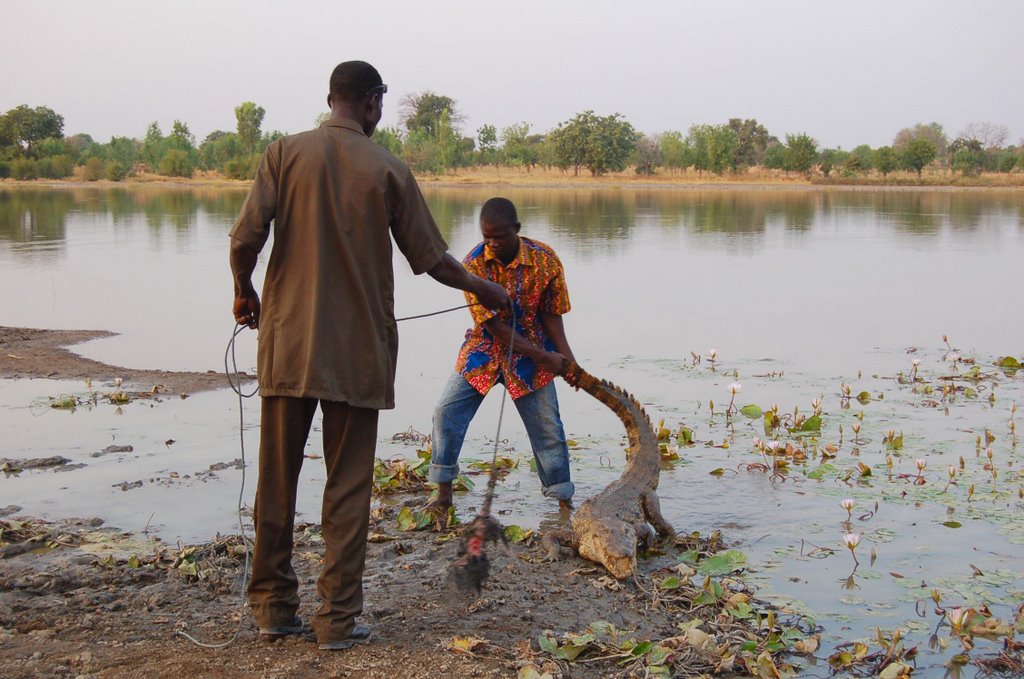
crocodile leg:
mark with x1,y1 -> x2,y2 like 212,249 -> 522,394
541,528 -> 579,562
642,490 -> 675,538
632,522 -> 656,550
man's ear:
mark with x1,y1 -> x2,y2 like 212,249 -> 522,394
326,94 -> 332,108
514,222 -> 522,233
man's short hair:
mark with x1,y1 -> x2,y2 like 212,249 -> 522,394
480,197 -> 519,227
329,61 -> 384,103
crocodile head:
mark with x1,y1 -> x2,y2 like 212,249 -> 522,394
576,519 -> 636,580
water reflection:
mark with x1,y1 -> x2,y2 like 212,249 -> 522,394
2,185 -> 1023,258
0,187 -> 248,249
0,189 -> 75,246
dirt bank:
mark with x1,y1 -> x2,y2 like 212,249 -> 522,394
0,326 -> 247,395
0,331 -> 809,677
0,509 -> 772,679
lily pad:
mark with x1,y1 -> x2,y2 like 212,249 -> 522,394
697,549 -> 748,575
740,404 -> 763,418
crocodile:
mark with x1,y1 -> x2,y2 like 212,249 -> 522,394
543,361 -> 675,579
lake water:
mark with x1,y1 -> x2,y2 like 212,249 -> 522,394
1,185 -> 1022,675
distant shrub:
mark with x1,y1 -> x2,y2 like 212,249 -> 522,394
0,159 -> 10,179
158,149 -> 195,178
223,154 -> 259,180
11,158 -> 39,180
37,154 -> 75,179
82,157 -> 106,181
105,160 -> 128,181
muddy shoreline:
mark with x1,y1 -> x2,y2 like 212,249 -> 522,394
0,326 -> 248,396
0,326 -> 794,678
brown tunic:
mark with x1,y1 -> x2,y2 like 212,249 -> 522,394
229,118 -> 448,409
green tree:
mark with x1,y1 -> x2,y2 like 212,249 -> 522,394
476,124 -> 498,164
900,138 -> 937,178
818,148 -> 837,178
684,124 -> 739,175
81,157 -> 106,181
106,136 -> 141,172
501,123 -> 538,169
106,161 -> 128,181
948,137 -> 984,176
894,122 -> 947,164
874,146 -> 897,176
36,155 -> 74,178
2,105 -> 65,157
11,158 -> 39,179
198,131 -> 239,171
990,147 -> 1018,173
235,102 -> 266,156
763,143 -> 787,171
400,92 -> 463,137
727,118 -> 774,168
372,126 -> 403,156
141,122 -> 165,171
167,120 -> 196,152
64,134 -> 96,162
34,137 -> 68,159
784,133 -> 818,175
706,125 -> 739,174
548,111 -> 637,176
159,149 -> 195,177
658,131 -> 687,173
401,109 -> 464,174
0,115 -> 15,153
633,135 -> 660,175
838,152 -> 861,177
223,155 -> 259,180
851,144 -> 874,172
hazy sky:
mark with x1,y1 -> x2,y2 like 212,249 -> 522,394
3,0 -> 1022,150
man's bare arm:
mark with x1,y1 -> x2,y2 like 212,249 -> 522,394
427,253 -> 511,312
483,317 -> 567,375
540,311 -> 576,365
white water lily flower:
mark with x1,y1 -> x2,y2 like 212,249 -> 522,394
947,607 -> 965,630
915,458 -> 927,471
948,465 -> 957,479
911,358 -> 921,367
843,533 -> 861,550
947,353 -> 961,363
728,383 -> 742,395
767,440 -> 780,451
840,498 -> 856,513
708,349 -> 717,360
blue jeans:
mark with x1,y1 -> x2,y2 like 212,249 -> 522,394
429,372 -> 574,501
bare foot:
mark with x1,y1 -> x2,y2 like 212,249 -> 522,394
420,495 -> 452,518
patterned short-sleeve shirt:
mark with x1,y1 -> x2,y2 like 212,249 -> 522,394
455,237 -> 571,399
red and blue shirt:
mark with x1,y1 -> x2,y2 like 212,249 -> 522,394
455,237 -> 571,399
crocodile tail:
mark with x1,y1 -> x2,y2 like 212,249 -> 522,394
563,362 -> 659,481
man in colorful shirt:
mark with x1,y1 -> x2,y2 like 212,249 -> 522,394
426,197 -> 577,513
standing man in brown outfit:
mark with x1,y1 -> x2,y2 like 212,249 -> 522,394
229,60 -> 510,650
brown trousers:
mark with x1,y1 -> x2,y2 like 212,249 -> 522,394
246,396 -> 378,643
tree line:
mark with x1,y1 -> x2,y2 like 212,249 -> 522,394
0,103 -> 280,181
1,97 -> 1021,182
